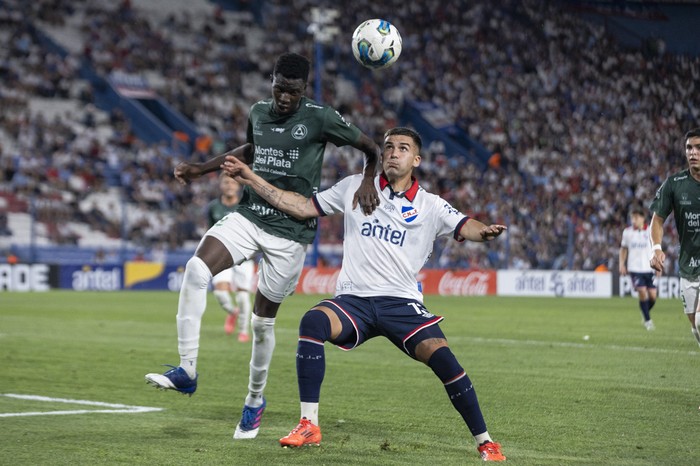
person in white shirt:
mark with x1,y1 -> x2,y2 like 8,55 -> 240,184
619,206 -> 658,330
222,127 -> 507,462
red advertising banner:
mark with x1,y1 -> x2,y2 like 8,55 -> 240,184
419,269 -> 497,296
295,268 -> 496,296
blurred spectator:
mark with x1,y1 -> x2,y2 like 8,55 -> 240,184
0,0 -> 697,272
0,210 -> 11,236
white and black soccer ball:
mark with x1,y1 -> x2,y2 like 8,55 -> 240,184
351,19 -> 402,69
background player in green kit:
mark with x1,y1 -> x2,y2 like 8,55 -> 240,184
650,128 -> 700,347
146,53 -> 380,440
208,174 -> 254,342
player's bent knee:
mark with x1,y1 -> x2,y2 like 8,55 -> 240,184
184,256 -> 213,289
414,338 -> 449,364
406,324 -> 448,362
299,309 -> 332,342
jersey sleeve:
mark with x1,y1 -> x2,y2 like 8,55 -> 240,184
433,195 -> 470,241
650,178 -> 673,219
620,228 -> 629,248
322,107 -> 362,147
313,175 -> 360,216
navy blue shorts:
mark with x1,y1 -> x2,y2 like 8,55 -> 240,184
630,272 -> 656,289
316,294 -> 444,355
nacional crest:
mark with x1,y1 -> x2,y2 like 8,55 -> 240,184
401,206 -> 418,223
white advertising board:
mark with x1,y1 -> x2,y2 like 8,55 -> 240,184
497,270 -> 612,298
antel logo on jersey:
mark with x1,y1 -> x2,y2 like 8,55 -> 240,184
292,124 -> 308,140
361,219 -> 406,246
401,206 -> 418,223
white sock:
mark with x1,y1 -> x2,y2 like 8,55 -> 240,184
692,327 -> 700,345
177,256 -> 212,378
245,314 -> 275,405
213,289 -> 234,314
475,432 -> 493,446
236,291 -> 252,335
300,402 -> 319,425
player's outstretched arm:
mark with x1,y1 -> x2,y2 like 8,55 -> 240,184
352,133 -> 380,215
459,218 -> 508,242
174,143 -> 253,185
221,156 -> 319,220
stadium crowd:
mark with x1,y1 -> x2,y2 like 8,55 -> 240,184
1,0 -> 698,272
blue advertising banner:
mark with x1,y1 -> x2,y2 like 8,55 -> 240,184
55,263 -> 186,291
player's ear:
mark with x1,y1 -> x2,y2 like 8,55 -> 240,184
413,154 -> 421,168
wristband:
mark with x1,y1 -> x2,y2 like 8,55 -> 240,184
652,244 -> 662,251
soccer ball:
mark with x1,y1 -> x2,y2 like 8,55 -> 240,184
351,19 -> 402,69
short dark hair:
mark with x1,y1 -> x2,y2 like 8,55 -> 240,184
685,127 -> 700,142
384,127 -> 422,151
273,53 -> 310,82
630,206 -> 645,216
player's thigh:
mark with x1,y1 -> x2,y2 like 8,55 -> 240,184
257,235 -> 307,303
315,295 -> 377,350
679,277 -> 700,314
373,297 -> 445,357
204,212 -> 261,265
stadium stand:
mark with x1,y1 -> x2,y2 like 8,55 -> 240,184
0,0 -> 698,272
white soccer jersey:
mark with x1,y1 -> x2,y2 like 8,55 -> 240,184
313,173 -> 469,302
620,225 -> 654,273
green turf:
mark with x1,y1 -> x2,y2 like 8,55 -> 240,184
1,291 -> 698,465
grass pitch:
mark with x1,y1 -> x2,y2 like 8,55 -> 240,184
1,291 -> 698,465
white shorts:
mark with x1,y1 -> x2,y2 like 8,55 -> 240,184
205,212 -> 306,302
680,277 -> 700,315
211,259 -> 256,292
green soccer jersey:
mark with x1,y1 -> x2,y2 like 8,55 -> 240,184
208,198 -> 238,228
239,96 -> 362,244
650,169 -> 700,278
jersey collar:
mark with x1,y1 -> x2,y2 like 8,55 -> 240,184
379,172 -> 419,202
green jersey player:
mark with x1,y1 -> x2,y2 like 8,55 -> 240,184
146,53 -> 380,441
650,127 -> 700,347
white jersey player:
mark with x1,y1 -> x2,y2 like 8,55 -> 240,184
619,207 -> 657,330
312,170 -> 467,302
222,127 -> 508,462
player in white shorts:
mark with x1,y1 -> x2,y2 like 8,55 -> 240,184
619,206 -> 657,330
222,127 -> 508,462
145,52 -> 380,441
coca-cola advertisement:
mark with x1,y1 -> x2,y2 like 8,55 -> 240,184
295,268 -> 496,296
421,269 -> 497,296
297,267 -> 341,294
